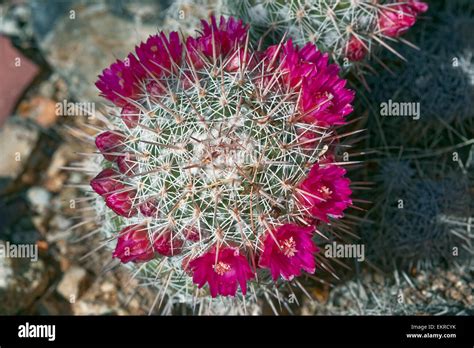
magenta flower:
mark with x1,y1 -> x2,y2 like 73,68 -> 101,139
90,168 -> 123,196
259,223 -> 318,281
299,71 -> 354,126
121,104 -> 140,128
117,153 -> 138,176
225,47 -> 253,72
113,224 -> 155,263
346,36 -> 367,62
135,32 -> 182,77
145,80 -> 166,96
105,189 -> 137,218
153,230 -> 184,257
183,226 -> 200,242
297,162 -> 352,222
95,53 -> 144,107
139,198 -> 158,217
200,16 -> 248,56
189,245 -> 255,297
264,41 -> 322,89
185,37 -> 206,70
264,40 -> 354,126
379,0 -> 429,37
95,131 -> 125,161
186,16 -> 248,69
295,127 -> 319,151
181,256 -> 193,275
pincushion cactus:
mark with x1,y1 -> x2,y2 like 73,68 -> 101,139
227,0 -> 428,71
360,0 -> 474,148
363,159 -> 473,272
89,16 -> 357,313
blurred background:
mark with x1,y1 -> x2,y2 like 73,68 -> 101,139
0,0 -> 472,315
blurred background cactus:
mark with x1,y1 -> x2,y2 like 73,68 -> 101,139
359,0 -> 474,148
225,0 -> 428,76
362,159 -> 473,272
351,0 -> 474,311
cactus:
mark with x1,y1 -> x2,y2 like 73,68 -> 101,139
226,0 -> 428,72
362,159 -> 474,272
88,16 -> 358,313
360,0 -> 474,148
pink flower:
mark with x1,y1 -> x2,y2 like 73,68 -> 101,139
105,189 -> 137,218
153,230 -> 184,257
135,32 -> 182,77
189,245 -> 255,297
186,16 -> 248,69
145,80 -> 166,96
409,0 -> 429,13
259,223 -> 318,281
121,104 -> 140,128
185,37 -> 206,70
117,153 -> 138,176
181,256 -> 193,275
90,168 -> 123,196
139,198 -> 158,217
299,69 -> 354,126
183,226 -> 200,242
95,53 -> 144,107
264,40 -> 354,126
95,131 -> 125,161
264,41 -> 322,89
379,0 -> 428,37
113,224 -> 155,263
346,36 -> 367,62
297,162 -> 352,222
295,127 -> 319,151
225,47 -> 253,72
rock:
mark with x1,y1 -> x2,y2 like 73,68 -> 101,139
0,196 -> 41,244
34,294 -> 73,315
0,118 -> 39,179
49,214 -> 72,233
73,301 -> 123,315
113,0 -> 164,25
0,36 -> 39,127
43,143 -> 72,193
37,3 -> 157,103
70,277 -> 119,315
26,186 -> 51,215
0,3 -> 36,50
56,266 -> 89,303
0,255 -> 49,314
41,73 -> 69,101
18,96 -> 58,128
30,0 -> 76,40
100,281 -> 116,293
